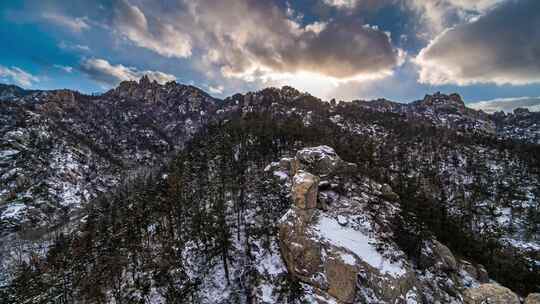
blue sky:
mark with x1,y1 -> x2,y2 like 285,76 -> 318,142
0,0 -> 539,111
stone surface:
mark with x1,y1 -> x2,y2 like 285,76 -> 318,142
463,284 -> 520,304
292,171 -> 320,209
525,293 -> 540,304
325,251 -> 358,303
279,196 -> 415,303
279,208 -> 361,303
294,146 -> 343,176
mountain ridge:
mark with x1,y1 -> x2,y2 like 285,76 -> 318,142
1,78 -> 539,303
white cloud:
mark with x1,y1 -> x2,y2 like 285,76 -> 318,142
415,0 -> 540,86
42,12 -> 89,32
469,96 -> 540,113
53,64 -> 73,73
114,0 -> 192,58
58,41 -> 91,52
0,66 -> 39,87
208,85 -> 224,95
322,0 -> 358,9
80,58 -> 176,86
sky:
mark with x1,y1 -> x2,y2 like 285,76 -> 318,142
0,0 -> 539,112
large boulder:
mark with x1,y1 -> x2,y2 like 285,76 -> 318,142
525,293 -> 540,304
292,172 -> 319,209
463,284 -> 520,304
293,146 -> 343,176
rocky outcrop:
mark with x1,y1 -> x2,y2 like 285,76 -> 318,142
463,284 -> 520,304
293,146 -> 344,176
525,293 -> 540,304
278,146 -> 417,303
273,146 -> 530,304
279,206 -> 416,303
292,172 -> 319,209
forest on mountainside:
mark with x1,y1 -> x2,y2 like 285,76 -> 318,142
2,109 -> 539,302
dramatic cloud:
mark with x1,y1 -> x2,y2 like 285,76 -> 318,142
0,66 -> 39,87
470,96 -> 540,113
80,58 -> 176,86
415,0 -> 540,86
112,0 -> 404,84
42,12 -> 90,32
114,0 -> 192,58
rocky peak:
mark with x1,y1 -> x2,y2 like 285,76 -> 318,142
421,92 -> 465,108
514,107 -> 531,116
139,74 -> 152,87
0,84 -> 32,101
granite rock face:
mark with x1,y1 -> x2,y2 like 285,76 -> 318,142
279,147 -> 419,303
292,172 -> 320,210
463,284 -> 520,304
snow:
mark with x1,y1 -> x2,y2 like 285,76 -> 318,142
260,283 -> 274,303
257,250 -> 286,276
337,215 -> 348,226
299,145 -> 336,156
0,203 -> 26,220
339,252 -> 356,266
302,284 -> 339,304
293,171 -> 315,185
314,215 -> 406,277
405,288 -> 419,304
502,238 -> 540,251
273,170 -> 288,181
0,149 -> 19,158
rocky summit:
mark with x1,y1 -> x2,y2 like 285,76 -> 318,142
0,80 -> 539,303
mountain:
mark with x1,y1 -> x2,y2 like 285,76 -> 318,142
0,80 -> 539,303
0,84 -> 35,101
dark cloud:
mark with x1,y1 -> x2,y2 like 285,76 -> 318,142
470,96 -> 540,113
112,0 -> 404,81
415,0 -> 540,85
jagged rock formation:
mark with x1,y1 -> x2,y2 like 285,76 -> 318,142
353,92 -> 540,142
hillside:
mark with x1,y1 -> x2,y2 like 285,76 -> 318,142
0,79 -> 539,303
